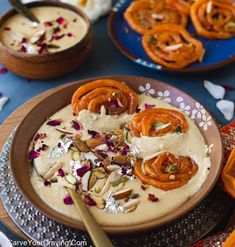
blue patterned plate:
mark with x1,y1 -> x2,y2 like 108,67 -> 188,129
108,0 -> 235,72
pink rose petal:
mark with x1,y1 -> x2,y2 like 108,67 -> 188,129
84,195 -> 96,206
57,168 -> 65,177
72,120 -> 82,131
144,103 -> 155,109
76,164 -> 91,177
44,180 -> 51,186
28,150 -> 40,160
0,68 -> 8,74
63,194 -> 73,205
46,119 -> 62,126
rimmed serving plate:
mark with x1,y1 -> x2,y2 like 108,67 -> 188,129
9,75 -> 223,233
108,0 -> 235,73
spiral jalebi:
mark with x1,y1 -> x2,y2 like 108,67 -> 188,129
166,0 -> 194,15
191,0 -> 235,39
124,0 -> 187,34
134,152 -> 198,191
142,24 -> 204,69
129,108 -> 189,137
72,79 -> 138,115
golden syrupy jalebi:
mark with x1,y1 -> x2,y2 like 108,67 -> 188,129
191,0 -> 235,39
142,24 -> 204,69
134,152 -> 198,191
124,0 -> 187,34
71,79 -> 138,115
129,108 -> 189,137
166,0 -> 194,15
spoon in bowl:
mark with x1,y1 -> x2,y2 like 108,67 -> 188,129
67,188 -> 114,247
9,0 -> 40,24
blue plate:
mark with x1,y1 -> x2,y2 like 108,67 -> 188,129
108,0 -> 235,72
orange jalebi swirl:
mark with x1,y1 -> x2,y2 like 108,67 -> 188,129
166,0 -> 194,15
142,24 -> 204,69
134,152 -> 198,190
191,0 -> 235,39
124,0 -> 187,34
71,79 -> 138,115
129,108 -> 189,137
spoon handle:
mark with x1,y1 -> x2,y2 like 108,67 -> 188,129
9,0 -> 40,23
67,189 -> 114,247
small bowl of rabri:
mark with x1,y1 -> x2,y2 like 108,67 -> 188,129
0,1 -> 92,79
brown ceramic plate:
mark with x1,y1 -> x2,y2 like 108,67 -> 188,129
10,75 -> 223,233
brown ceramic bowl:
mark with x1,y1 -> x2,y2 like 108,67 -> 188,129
0,1 -> 92,79
10,75 -> 223,233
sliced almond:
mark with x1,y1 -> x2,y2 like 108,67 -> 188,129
92,169 -> 106,179
88,173 -> 97,190
106,164 -> 120,172
99,180 -> 110,195
125,205 -> 137,213
90,195 -> 106,209
111,182 -> 125,192
45,29 -> 53,42
65,173 -> 77,185
30,29 -> 45,43
55,127 -> 74,135
108,171 -> 122,183
113,188 -> 132,200
82,171 -> 91,191
86,138 -> 105,149
122,198 -> 140,210
44,161 -> 64,180
113,155 -> 128,165
73,139 -> 90,152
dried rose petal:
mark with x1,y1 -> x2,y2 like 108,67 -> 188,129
95,150 -> 108,159
4,27 -> 11,31
67,33 -> 73,37
72,120 -> 82,131
53,34 -> 65,40
144,103 -> 155,109
46,119 -> 61,126
63,194 -> 73,205
110,99 -> 118,109
221,84 -> 234,92
141,184 -> 148,191
0,68 -> 8,74
33,133 -> 46,142
56,17 -> 66,25
44,180 -> 51,186
136,105 -> 141,113
88,130 -> 99,138
20,45 -> 27,53
21,37 -> 27,44
44,21 -> 53,27
38,43 -> 47,54
28,150 -> 40,160
57,168 -> 65,177
73,18 -> 77,22
84,195 -> 96,206
76,164 -> 91,177
102,135 -> 114,148
148,194 -> 159,202
121,145 -> 130,155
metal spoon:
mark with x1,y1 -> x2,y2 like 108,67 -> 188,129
9,0 -> 40,24
67,188 -> 114,247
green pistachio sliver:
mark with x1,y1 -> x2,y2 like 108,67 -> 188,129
165,164 -> 179,174
72,151 -> 81,161
175,126 -> 182,134
50,177 -> 58,183
65,173 -> 77,185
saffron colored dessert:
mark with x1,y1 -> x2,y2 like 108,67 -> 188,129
0,6 -> 88,54
29,79 -> 211,226
124,0 -> 187,34
142,24 -> 204,69
191,0 -> 235,39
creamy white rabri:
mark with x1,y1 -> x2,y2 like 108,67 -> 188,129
30,94 -> 211,226
0,6 -> 88,54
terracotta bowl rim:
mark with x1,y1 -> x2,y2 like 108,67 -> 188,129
9,75 -> 224,234
0,0 -> 91,59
